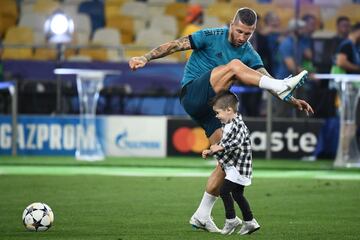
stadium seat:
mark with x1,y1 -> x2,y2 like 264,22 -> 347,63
20,1 -> 34,14
2,26 -> 34,60
120,2 -> 149,33
60,4 -> 78,17
105,0 -> 128,20
206,2 -> 236,23
79,27 -> 123,62
0,0 -> 18,30
63,0 -> 87,4
149,15 -> 178,38
18,13 -> 47,33
78,0 -> 105,32
106,15 -> 135,44
33,0 -> 60,14
164,2 -> 189,34
135,28 -> 173,48
272,0 -> 296,7
93,28 -> 122,47
72,14 -> 92,45
189,0 -> 216,7
121,1 -> 149,21
33,47 -> 57,60
203,16 -> 224,28
148,0 -> 176,5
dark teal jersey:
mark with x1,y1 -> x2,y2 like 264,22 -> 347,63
181,27 -> 264,86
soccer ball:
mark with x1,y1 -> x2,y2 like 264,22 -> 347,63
22,202 -> 54,231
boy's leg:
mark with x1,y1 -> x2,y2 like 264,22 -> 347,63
219,180 -> 243,235
231,185 -> 253,221
219,179 -> 236,219
232,185 -> 260,235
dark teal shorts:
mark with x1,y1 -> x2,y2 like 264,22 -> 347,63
180,71 -> 221,137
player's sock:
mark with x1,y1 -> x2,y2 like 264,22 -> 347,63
259,76 -> 286,92
194,192 -> 218,219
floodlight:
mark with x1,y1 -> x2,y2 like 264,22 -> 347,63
44,10 -> 74,44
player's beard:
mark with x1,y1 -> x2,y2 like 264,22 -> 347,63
230,32 -> 244,47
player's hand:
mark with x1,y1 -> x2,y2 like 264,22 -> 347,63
202,149 -> 212,159
289,96 -> 314,116
129,56 -> 148,71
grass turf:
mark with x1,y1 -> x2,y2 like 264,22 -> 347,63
0,156 -> 360,240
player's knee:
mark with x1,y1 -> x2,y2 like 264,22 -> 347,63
228,59 -> 243,71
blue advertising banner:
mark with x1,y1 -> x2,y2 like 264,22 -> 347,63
0,115 -> 105,156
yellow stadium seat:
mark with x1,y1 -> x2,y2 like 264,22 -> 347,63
0,0 -> 18,17
164,2 -> 188,33
33,47 -> 57,60
207,3 -> 236,24
33,0 -> 60,14
2,26 -> 34,60
123,47 -> 151,60
106,15 -> 135,44
105,0 -> 128,20
78,46 -> 109,61
0,0 -> 18,37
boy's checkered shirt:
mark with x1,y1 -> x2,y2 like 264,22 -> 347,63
214,114 -> 252,179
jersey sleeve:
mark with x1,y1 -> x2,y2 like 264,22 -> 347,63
244,43 -> 264,69
189,29 -> 207,50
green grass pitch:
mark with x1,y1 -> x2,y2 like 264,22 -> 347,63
0,156 -> 359,240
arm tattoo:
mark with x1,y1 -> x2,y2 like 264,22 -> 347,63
144,36 -> 191,61
256,67 -> 272,78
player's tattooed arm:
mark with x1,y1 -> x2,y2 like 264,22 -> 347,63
143,36 -> 191,62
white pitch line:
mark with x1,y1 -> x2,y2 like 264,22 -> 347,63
0,166 -> 360,180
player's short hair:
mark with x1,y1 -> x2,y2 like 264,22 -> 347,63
211,90 -> 239,112
233,7 -> 257,26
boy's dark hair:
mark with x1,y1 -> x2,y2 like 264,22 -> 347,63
211,90 -> 239,112
233,7 -> 257,26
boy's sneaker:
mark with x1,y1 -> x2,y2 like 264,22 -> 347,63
238,218 -> 260,235
277,70 -> 308,102
189,214 -> 220,233
220,216 -> 242,235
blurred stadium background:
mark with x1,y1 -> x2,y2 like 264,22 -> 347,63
0,0 -> 360,239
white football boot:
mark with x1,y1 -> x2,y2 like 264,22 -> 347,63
220,216 -> 242,235
238,218 -> 260,235
277,70 -> 308,102
189,214 -> 221,233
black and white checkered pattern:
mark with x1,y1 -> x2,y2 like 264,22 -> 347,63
214,115 -> 252,179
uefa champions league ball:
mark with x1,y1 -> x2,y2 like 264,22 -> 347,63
22,202 -> 54,231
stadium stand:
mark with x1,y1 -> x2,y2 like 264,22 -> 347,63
2,26 -> 34,60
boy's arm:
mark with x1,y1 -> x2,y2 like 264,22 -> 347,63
129,36 -> 191,70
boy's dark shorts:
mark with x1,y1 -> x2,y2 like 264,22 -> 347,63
180,70 -> 221,137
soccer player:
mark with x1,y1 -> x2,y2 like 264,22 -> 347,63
202,90 -> 259,235
129,7 -> 314,232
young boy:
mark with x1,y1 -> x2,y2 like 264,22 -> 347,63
202,90 -> 260,235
